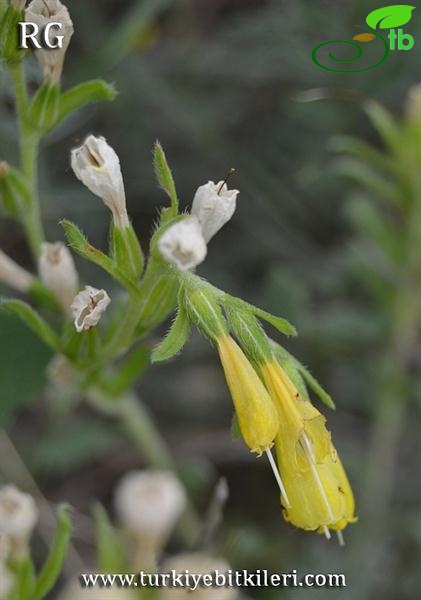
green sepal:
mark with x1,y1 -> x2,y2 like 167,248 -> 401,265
152,301 -> 191,363
0,5 -> 27,64
231,413 -> 241,439
57,79 -> 117,125
33,505 -> 72,600
223,301 -> 272,364
271,341 -> 335,410
181,278 -> 228,341
1,298 -> 60,350
135,258 -> 180,336
61,219 -> 140,296
154,141 -> 179,217
93,504 -> 126,573
110,223 -> 144,281
0,163 -> 31,216
12,555 -> 36,599
27,82 -> 60,133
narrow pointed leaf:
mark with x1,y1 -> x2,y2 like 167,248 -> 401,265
1,299 -> 60,350
58,80 -> 117,125
153,141 -> 179,216
93,504 -> 126,572
151,303 -> 191,362
33,505 -> 72,600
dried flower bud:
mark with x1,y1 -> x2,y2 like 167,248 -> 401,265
24,0 -> 74,84
115,470 -> 186,568
71,136 -> 129,229
0,249 -> 34,292
58,580 -> 137,600
0,485 -> 38,550
39,242 -> 78,316
71,285 -> 111,333
160,553 -> 236,600
191,180 -> 239,242
158,217 -> 207,270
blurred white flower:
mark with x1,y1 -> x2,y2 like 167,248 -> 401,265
39,242 -> 78,316
0,534 -> 10,563
158,217 -> 207,270
47,354 -> 77,388
191,180 -> 239,242
115,470 -> 186,567
58,580 -> 137,600
0,562 -> 14,600
71,286 -> 111,333
0,249 -> 34,293
71,136 -> 129,229
25,0 -> 74,84
0,486 -> 38,545
159,553 -> 237,600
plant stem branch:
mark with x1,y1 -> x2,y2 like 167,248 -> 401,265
9,62 -> 45,259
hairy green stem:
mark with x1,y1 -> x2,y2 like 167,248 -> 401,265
9,62 -> 45,259
88,389 -> 201,546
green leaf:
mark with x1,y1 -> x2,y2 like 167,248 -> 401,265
14,556 -> 36,600
364,101 -> 401,151
334,157 -> 400,206
33,506 -> 72,600
60,220 -> 140,295
152,303 -> 191,362
298,364 -> 335,410
57,80 -> 117,125
1,299 -> 60,350
251,305 -> 297,337
153,141 -> 179,216
366,5 -> 415,29
93,504 -> 126,572
331,136 -> 392,174
0,312 -> 52,425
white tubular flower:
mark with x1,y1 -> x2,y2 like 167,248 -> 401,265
0,249 -> 34,293
191,180 -> 239,243
115,470 -> 186,568
58,580 -> 137,600
158,217 -> 207,271
71,286 -> 111,333
0,486 -> 38,553
39,242 -> 78,316
25,0 -> 74,84
71,136 -> 129,229
159,554 -> 236,600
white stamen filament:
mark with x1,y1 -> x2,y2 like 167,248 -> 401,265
265,449 -> 291,508
337,530 -> 345,546
322,525 -> 331,540
300,432 -> 335,523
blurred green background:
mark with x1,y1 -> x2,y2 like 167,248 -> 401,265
1,0 -> 421,598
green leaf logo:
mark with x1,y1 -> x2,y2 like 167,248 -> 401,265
366,5 -> 415,29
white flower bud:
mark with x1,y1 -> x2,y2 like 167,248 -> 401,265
25,0 -> 74,84
158,217 -> 207,270
0,563 -> 14,600
39,242 -> 78,316
58,580 -> 137,600
71,136 -> 129,229
71,286 -> 111,333
191,180 -> 239,243
0,249 -> 34,293
0,485 -> 38,544
160,554 -> 237,600
115,470 -> 186,568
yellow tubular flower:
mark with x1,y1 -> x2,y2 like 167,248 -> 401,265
261,361 -> 356,536
217,336 -> 279,455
